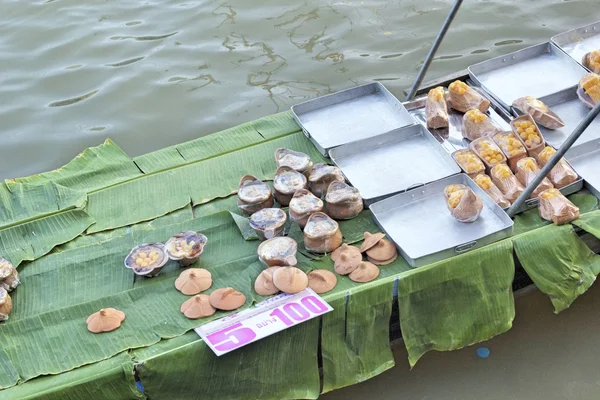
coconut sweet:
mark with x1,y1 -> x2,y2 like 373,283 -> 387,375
174,268 -> 212,295
0,258 -> 20,292
181,294 -> 216,319
275,148 -> 313,175
249,208 -> 287,240
124,243 -> 169,277
289,189 -> 324,228
0,288 -> 12,322
349,261 -> 380,283
273,166 -> 308,206
86,308 -> 125,333
165,231 -> 208,266
209,288 -> 246,311
237,175 -> 274,216
325,181 -> 363,220
272,267 -> 309,294
359,232 -> 386,253
304,212 -> 343,254
308,163 -> 345,198
254,267 -> 281,296
307,270 -> 337,294
512,96 -> 564,130
257,237 -> 298,267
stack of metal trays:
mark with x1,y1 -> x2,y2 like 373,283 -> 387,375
291,82 -> 415,156
551,21 -> 600,70
404,88 -> 511,152
329,124 -> 461,205
468,42 -> 588,111
566,139 -> 600,199
369,174 -> 514,268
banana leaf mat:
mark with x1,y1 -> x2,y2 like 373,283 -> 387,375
1,111 -> 599,399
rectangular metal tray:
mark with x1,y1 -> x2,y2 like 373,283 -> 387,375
511,86 -> 600,149
551,21 -> 600,69
329,124 -> 461,205
369,174 -> 514,268
566,139 -> 600,199
291,82 -> 415,156
468,42 -> 588,111
404,87 -> 511,152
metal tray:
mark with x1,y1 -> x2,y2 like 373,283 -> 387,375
551,21 -> 600,69
404,87 -> 511,152
511,86 -> 600,149
566,139 -> 600,199
369,174 -> 514,268
329,124 -> 461,205
468,42 -> 588,111
291,82 -> 415,156
507,175 -> 584,214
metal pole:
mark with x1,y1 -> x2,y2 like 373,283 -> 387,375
406,0 -> 464,101
507,101 -> 600,217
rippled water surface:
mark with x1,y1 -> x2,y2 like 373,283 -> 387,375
1,0 -> 598,179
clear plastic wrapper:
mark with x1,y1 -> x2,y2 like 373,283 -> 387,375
514,158 -> 554,199
325,181 -> 363,220
462,109 -> 500,140
510,115 -> 545,155
257,237 -> 298,267
539,188 -> 580,225
445,186 -> 483,223
536,146 -> 579,189
308,163 -> 345,198
425,87 -> 449,129
237,175 -> 274,216
249,208 -> 287,240
470,138 -> 506,171
511,96 -> 564,130
492,131 -> 527,170
473,174 -> 511,208
273,166 -> 308,206
275,148 -> 313,175
303,212 -> 343,253
452,149 -> 485,178
447,80 -> 490,113
578,72 -> 600,108
490,163 -> 525,203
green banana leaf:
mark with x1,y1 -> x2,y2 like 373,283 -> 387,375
513,223 -> 600,313
397,240 -> 516,367
572,210 -> 600,239
1,352 -> 144,400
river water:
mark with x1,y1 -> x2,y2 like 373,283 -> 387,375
1,0 -> 598,179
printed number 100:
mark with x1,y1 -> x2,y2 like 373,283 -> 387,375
269,295 -> 328,326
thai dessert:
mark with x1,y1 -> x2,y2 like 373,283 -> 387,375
471,138 -> 506,170
249,208 -> 287,240
209,288 -> 246,311
254,267 -> 280,296
365,238 -> 398,266
452,149 -> 485,178
511,116 -> 544,153
124,243 -> 169,277
0,288 -> 12,322
325,181 -> 363,220
577,72 -> 600,108
272,267 -> 309,294
515,158 -> 554,199
308,163 -> 345,198
512,96 -> 564,129
275,148 -> 313,175
237,175 -> 274,216
257,237 -> 298,267
303,212 -> 343,253
444,185 -> 483,223
165,231 -> 207,266
307,270 -> 337,294
86,308 -> 125,333
582,50 -> 600,74
181,295 -> 216,319
0,258 -> 20,292
273,166 -> 308,206
493,131 -> 527,170
333,245 -> 362,275
174,268 -> 212,295
490,164 -> 525,203
539,188 -> 580,225
288,189 -> 324,228
447,80 -> 490,113
462,109 -> 500,140
348,261 -> 380,283
474,174 -> 510,208
425,86 -> 449,129
537,146 -> 579,188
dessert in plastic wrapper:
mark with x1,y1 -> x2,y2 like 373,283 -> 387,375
582,50 -> 600,74
452,149 -> 485,178
257,237 -> 298,267
536,146 -> 578,189
325,181 -> 363,220
303,212 -> 343,253
492,131 -> 528,170
490,163 -> 525,203
510,115 -> 545,156
512,96 -> 564,130
289,189 -> 324,228
474,174 -> 511,208
275,148 -> 313,175
578,72 -> 600,108
462,109 -> 500,140
538,188 -> 580,225
425,87 -> 449,129
249,208 -> 287,240
273,166 -> 308,206
444,185 -> 483,223
514,158 -> 553,199
308,163 -> 345,198
470,138 -> 507,171
237,175 -> 274,216
447,80 -> 490,113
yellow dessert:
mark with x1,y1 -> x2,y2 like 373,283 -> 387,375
580,73 -> 600,103
586,51 -> 600,71
428,87 -> 445,102
465,109 -> 487,123
474,174 -> 493,190
455,150 -> 484,174
494,164 -> 513,179
444,184 -> 466,198
513,119 -> 542,148
494,132 -> 526,157
476,140 -> 504,164
449,80 -> 468,95
520,158 -> 538,172
540,188 -> 560,200
538,146 -> 556,164
134,250 -> 160,268
448,190 -> 465,209
525,96 -> 548,112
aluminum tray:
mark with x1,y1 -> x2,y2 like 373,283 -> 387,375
405,88 -> 511,152
511,86 -> 600,149
551,21 -> 600,69
468,42 -> 587,111
329,124 -> 461,205
291,82 -> 415,156
369,174 -> 514,268
566,139 -> 600,199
